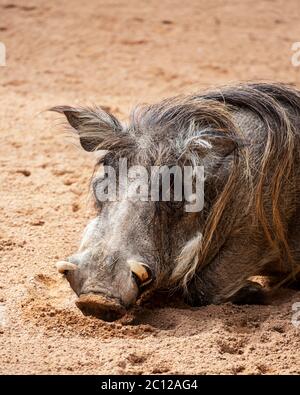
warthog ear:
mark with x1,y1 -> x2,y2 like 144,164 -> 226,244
183,130 -> 245,160
50,106 -> 134,152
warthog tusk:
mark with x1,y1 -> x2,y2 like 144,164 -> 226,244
56,261 -> 77,274
127,260 -> 151,285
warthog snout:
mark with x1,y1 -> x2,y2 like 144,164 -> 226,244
56,255 -> 154,321
75,294 -> 126,322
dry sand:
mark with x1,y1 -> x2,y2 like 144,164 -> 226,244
1,0 -> 300,374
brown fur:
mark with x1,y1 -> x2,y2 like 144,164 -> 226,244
196,83 -> 300,280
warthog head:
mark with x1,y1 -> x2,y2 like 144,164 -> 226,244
52,97 -> 242,321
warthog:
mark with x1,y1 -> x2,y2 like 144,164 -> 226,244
52,82 -> 300,321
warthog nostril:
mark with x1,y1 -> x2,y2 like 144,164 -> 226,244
75,294 -> 126,322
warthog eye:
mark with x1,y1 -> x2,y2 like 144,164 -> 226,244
166,200 -> 185,210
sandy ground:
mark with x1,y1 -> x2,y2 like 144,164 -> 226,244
1,0 -> 300,375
